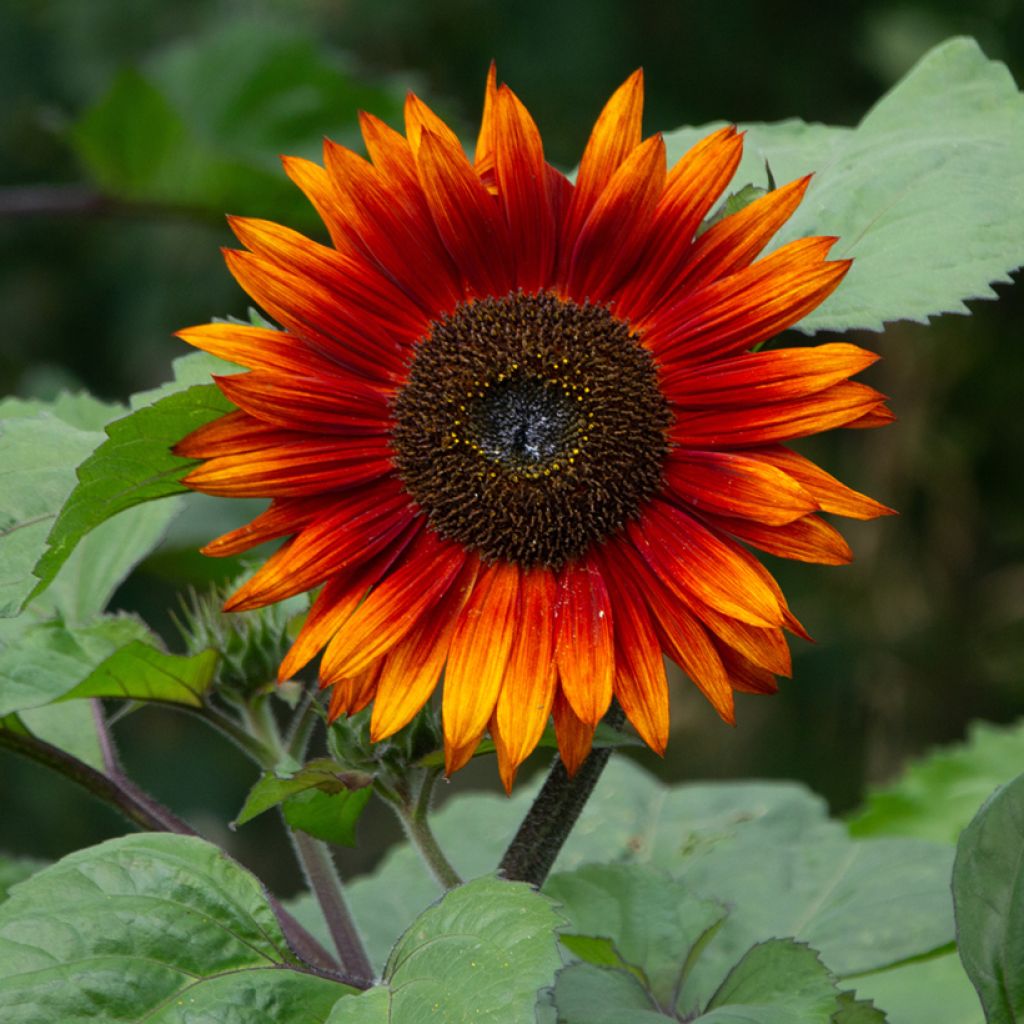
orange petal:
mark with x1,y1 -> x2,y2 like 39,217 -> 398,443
175,322 -> 339,377
554,554 -> 615,725
174,410 -> 291,460
671,176 -> 812,294
642,237 -> 850,364
492,84 -> 557,291
223,481 -> 412,611
491,568 -> 559,790
664,450 -> 817,526
320,529 -> 468,681
442,560 -> 520,764
326,661 -> 383,721
552,688 -> 595,778
628,501 -> 783,628
714,641 -> 780,695
670,381 -> 888,448
202,495 -> 337,558
278,522 -> 420,681
370,555 -> 482,741
279,155 -> 361,257
404,92 -> 463,156
615,126 -> 743,320
567,133 -> 666,301
662,343 -> 880,406
474,62 -> 500,172
414,128 -> 515,297
606,540 -> 734,725
754,445 -> 895,520
561,70 -> 645,255
681,594 -> 792,677
596,549 -> 669,755
709,512 -> 854,566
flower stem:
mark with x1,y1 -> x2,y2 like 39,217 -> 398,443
289,829 -> 375,986
499,702 -> 625,887
385,769 -> 463,890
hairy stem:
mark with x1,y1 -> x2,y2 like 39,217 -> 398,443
289,830 -> 374,986
387,769 -> 463,891
499,703 -> 625,887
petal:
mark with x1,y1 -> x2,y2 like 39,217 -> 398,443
319,529 -> 468,681
414,128 -> 515,297
215,370 -> 392,436
661,343 -> 880,405
682,594 -> 792,676
606,539 -> 734,724
492,84 -> 557,291
614,126 -> 743,320
566,133 -> 666,301
370,555 -> 482,741
182,438 -> 395,497
668,176 -> 812,295
708,512 -> 854,565
404,92 -> 463,156
223,482 -> 413,611
597,549 -> 669,755
628,500 -> 784,628
714,642 -> 780,695
201,495 -> 338,558
175,322 -> 339,376
641,237 -> 850,364
554,554 -> 615,725
442,560 -> 520,767
279,155 -> 361,257
174,410 -> 291,459
754,445 -> 895,520
491,568 -> 559,790
474,62 -> 500,173
553,687 -> 596,777
561,70 -> 645,254
322,139 -> 462,314
326,661 -> 383,721
669,381 -> 888,448
664,450 -> 817,526
278,521 -> 421,680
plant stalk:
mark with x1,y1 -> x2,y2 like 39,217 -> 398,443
499,702 -> 625,887
289,830 -> 374,986
386,769 -> 463,890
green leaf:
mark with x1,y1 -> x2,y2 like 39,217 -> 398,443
848,719 -> 1024,844
378,877 -> 563,1024
851,952 -> 982,1024
0,615 -> 151,717
831,990 -> 888,1023
0,857 -> 43,904
952,771 -> 1024,1022
17,702 -> 105,771
698,940 -> 839,1023
57,640 -> 218,708
0,833 -> 352,1023
282,788 -> 373,847
0,392 -> 121,432
30,380 -> 233,603
0,414 -> 105,617
325,986 -> 391,1022
552,963 -> 668,1023
546,863 -> 726,1008
236,758 -> 373,826
663,37 -> 1024,334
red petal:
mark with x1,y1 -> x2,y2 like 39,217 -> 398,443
628,501 -> 783,628
175,322 -> 340,377
553,687 -> 596,777
708,511 -> 854,565
174,410 -> 289,459
664,450 -> 816,526
201,495 -> 337,558
554,554 -> 615,725
442,560 -> 520,767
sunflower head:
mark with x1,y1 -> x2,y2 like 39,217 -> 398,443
175,67 -> 893,791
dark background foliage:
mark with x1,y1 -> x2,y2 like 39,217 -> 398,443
2,0 -> 1022,893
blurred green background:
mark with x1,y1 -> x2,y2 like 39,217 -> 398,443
2,0 -> 1022,895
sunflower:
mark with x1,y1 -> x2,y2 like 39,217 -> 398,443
175,68 -> 893,790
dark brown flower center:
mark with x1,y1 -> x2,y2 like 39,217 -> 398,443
391,291 -> 671,569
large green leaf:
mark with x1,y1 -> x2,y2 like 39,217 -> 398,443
551,963 -> 667,1023
0,857 -> 43,904
849,719 -> 1024,844
0,833 -> 352,1023
952,772 -> 1024,1022
16,701 -> 106,771
664,37 -> 1024,334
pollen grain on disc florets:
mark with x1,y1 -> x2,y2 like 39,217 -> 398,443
391,291 -> 671,569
